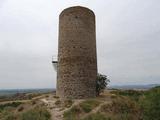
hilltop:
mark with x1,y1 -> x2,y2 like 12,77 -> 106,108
0,86 -> 160,120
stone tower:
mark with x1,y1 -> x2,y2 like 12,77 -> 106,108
57,6 -> 97,99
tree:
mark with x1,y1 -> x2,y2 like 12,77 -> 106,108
96,73 -> 110,96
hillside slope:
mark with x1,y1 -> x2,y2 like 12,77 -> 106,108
0,87 -> 160,120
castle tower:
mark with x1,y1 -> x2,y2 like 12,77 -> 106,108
57,6 -> 97,99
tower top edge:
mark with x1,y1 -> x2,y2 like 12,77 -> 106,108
59,6 -> 95,17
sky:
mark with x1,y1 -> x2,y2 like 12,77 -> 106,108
0,0 -> 160,89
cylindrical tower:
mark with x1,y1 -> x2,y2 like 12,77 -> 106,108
57,6 -> 97,99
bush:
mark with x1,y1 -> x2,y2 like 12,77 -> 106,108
96,74 -> 110,96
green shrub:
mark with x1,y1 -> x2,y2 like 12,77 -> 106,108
80,100 -> 101,113
96,74 -> 110,96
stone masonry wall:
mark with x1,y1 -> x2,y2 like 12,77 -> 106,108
57,6 -> 97,99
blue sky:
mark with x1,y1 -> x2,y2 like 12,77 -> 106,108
0,0 -> 160,89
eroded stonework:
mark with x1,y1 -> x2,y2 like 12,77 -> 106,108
57,6 -> 97,99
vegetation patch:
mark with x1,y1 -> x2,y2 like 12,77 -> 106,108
110,90 -> 144,101
140,86 -> 160,120
0,102 -> 22,111
3,114 -> 17,120
82,113 -> 109,120
64,99 -> 101,120
100,97 -> 142,120
63,106 -> 81,120
0,105 -> 51,120
108,87 -> 160,120
20,106 -> 51,120
79,99 -> 101,113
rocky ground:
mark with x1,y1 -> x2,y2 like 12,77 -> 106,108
39,91 -> 114,120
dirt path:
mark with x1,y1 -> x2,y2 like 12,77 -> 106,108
41,96 -> 112,120
81,101 -> 111,119
40,96 -> 84,120
40,91 -> 113,120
